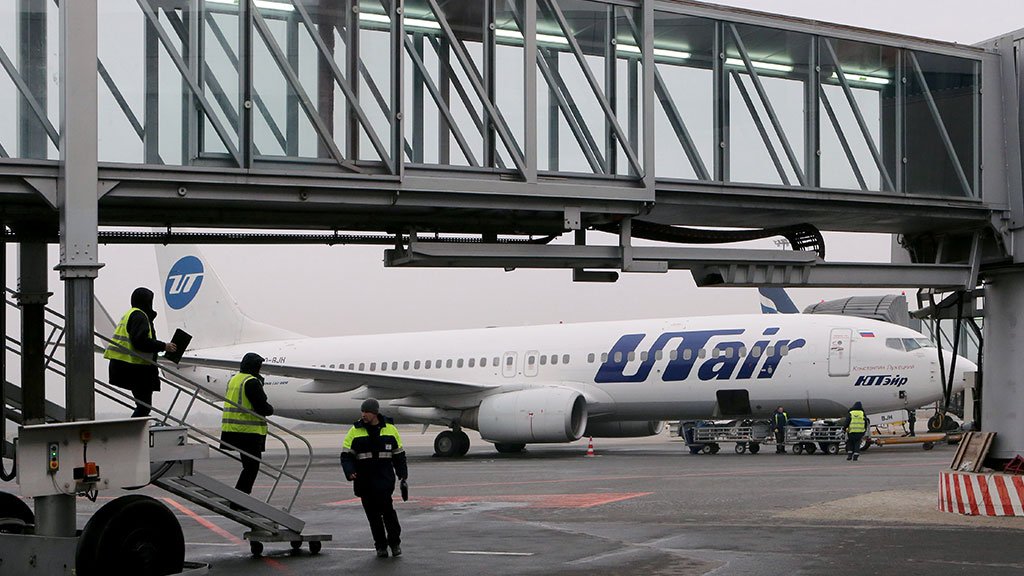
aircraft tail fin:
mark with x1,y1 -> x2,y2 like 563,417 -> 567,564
155,245 -> 304,350
759,287 -> 799,314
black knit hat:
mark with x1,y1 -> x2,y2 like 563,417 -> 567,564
360,398 -> 380,414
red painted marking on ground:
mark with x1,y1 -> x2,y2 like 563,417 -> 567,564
162,497 -> 242,544
328,492 -> 651,509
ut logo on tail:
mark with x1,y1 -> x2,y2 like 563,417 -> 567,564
165,256 -> 205,310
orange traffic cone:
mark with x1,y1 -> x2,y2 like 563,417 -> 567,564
585,437 -> 595,457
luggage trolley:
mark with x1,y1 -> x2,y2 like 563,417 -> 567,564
785,422 -> 847,455
685,420 -> 773,454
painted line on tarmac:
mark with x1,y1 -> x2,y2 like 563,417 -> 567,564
162,497 -> 243,544
449,550 -> 535,556
325,492 -> 652,508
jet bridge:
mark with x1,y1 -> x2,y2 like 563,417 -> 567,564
1,0 -> 1024,566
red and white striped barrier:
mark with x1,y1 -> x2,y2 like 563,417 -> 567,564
938,470 -> 1024,516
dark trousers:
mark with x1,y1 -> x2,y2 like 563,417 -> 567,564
361,493 -> 401,550
235,451 -> 262,494
774,428 -> 786,452
846,432 -> 865,457
131,386 -> 153,418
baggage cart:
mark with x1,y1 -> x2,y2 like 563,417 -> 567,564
685,421 -> 773,454
785,424 -> 847,455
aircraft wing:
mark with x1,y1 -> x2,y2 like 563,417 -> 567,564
179,354 -> 497,396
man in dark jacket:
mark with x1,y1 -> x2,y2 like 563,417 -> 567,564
103,287 -> 177,417
770,406 -> 788,454
220,352 -> 274,495
341,398 -> 408,558
843,401 -> 868,461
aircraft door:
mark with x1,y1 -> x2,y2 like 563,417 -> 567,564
828,328 -> 852,377
502,352 -> 518,378
524,350 -> 539,377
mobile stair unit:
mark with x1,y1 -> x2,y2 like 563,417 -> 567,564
1,291 -> 330,574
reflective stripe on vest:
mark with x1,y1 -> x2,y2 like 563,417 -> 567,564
848,410 -> 867,433
103,308 -> 152,365
221,373 -> 267,436
342,422 -> 404,455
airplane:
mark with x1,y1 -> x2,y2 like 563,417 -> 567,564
154,245 -> 977,457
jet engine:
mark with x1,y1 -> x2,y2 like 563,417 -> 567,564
584,420 -> 664,438
463,388 -> 588,443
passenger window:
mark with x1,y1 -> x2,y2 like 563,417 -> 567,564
446,359 -> 453,368
528,356 -> 536,366
885,338 -> 905,351
506,356 -> 514,366
370,363 -> 376,371
627,352 -> 635,362
348,363 -> 355,370
562,354 -> 569,364
392,362 -> 398,371
779,344 -> 789,356
403,361 -> 410,370
725,348 -> 734,359
601,352 -> 608,362
330,364 -> 335,368
480,357 -> 487,367
540,355 -> 547,365
552,355 -> 559,366
468,358 -> 475,368
457,359 -> 464,368
738,347 -> 746,357
359,362 -> 365,371
614,351 -> 622,363
640,351 -> 649,362
671,349 -> 679,361
655,350 -> 663,361
751,346 -> 762,358
587,353 -> 595,363
765,346 -> 775,357
698,349 -> 706,359
425,360 -> 432,369
414,360 -> 421,369
493,357 -> 500,366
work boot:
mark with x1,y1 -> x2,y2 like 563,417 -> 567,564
376,548 -> 389,558
852,453 -> 859,461
846,454 -> 853,461
391,545 -> 402,557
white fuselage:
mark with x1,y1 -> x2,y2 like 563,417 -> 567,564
177,313 -> 973,427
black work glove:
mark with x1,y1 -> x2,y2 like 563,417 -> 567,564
400,479 -> 408,502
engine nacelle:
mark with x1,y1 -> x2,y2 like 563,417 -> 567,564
585,420 -> 665,438
464,388 -> 588,443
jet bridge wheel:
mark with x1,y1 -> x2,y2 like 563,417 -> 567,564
76,495 -> 184,576
0,491 -> 33,534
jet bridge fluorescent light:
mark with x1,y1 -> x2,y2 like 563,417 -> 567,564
359,13 -> 443,32
206,0 -> 295,12
830,72 -> 890,85
615,44 -> 692,61
494,28 -> 570,47
725,58 -> 793,73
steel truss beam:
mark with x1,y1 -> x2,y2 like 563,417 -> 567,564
384,241 -> 975,289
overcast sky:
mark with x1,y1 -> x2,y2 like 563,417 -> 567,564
6,1 -> 1024,342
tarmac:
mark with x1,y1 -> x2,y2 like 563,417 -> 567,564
75,428 -> 1024,575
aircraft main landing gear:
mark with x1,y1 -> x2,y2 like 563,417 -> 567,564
434,427 -> 470,457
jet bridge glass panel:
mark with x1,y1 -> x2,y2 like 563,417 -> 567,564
0,0 -> 983,200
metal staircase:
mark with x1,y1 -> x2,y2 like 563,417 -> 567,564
1,292 -> 331,556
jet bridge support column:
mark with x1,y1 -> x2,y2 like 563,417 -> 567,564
981,269 -> 1024,461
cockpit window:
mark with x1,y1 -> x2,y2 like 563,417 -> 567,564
885,338 -> 905,352
915,338 -> 935,348
902,338 -> 922,351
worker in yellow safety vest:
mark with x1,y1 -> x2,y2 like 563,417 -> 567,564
770,406 -> 788,454
103,287 -> 177,417
844,401 -> 868,461
220,353 -> 274,495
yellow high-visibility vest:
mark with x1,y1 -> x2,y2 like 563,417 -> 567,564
103,308 -> 152,365
848,410 -> 867,433
221,373 -> 267,436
